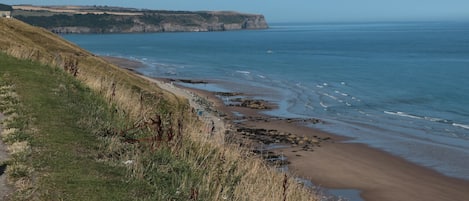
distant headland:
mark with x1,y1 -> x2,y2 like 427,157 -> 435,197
10,5 -> 269,34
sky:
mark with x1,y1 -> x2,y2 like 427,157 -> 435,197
6,0 -> 469,23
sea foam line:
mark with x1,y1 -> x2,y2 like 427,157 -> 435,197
323,93 -> 338,100
453,123 -> 469,130
334,90 -> 349,97
320,101 -> 328,108
236,70 -> 251,74
384,111 -> 468,130
384,111 -> 423,120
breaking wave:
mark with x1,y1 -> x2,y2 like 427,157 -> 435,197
384,111 -> 469,130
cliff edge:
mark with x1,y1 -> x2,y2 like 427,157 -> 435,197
12,5 -> 269,34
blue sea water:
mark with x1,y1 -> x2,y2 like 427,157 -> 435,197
64,21 -> 469,180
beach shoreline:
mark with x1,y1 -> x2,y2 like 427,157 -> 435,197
107,56 -> 469,201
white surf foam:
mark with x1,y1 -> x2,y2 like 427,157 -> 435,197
424,116 -> 445,123
334,90 -> 349,97
384,111 -> 423,120
453,123 -> 469,130
305,103 -> 314,110
295,83 -> 306,89
320,101 -> 328,108
236,70 -> 251,74
323,93 -> 338,100
384,111 -> 456,127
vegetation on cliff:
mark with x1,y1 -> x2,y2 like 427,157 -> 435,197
12,5 -> 269,33
0,4 -> 13,11
0,18 -> 315,200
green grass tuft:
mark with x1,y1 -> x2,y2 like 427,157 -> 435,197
0,17 -> 317,201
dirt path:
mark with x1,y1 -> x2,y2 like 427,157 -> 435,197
138,76 -> 227,144
0,112 -> 12,200
104,56 -> 228,143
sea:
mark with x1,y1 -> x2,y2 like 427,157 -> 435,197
64,21 -> 469,181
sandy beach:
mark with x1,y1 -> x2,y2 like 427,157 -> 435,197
108,57 -> 469,201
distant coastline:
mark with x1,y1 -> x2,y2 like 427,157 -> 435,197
11,5 -> 269,34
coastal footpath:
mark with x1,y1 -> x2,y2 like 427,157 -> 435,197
11,5 -> 269,34
0,17 -> 314,200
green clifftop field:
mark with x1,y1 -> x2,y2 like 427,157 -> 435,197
11,5 -> 269,33
0,18 -> 315,200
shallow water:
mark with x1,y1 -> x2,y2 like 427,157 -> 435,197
64,21 -> 469,180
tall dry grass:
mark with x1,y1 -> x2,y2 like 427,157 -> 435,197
0,18 -> 319,201
0,79 -> 36,199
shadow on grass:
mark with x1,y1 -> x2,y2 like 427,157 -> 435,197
0,164 -> 6,176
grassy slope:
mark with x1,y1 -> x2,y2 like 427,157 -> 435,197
0,54 -> 146,200
0,18 -> 184,116
0,18 -> 317,201
0,18 -> 197,200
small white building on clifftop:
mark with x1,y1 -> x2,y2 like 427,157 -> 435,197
0,11 -> 11,18
0,4 -> 12,18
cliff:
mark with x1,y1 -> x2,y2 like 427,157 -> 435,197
12,5 -> 269,34
0,18 -> 315,201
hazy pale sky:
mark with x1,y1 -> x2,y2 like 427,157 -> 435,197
8,0 -> 469,22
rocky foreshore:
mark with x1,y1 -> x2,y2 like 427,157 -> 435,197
109,59 -> 469,201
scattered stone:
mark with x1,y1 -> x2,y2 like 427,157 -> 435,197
214,92 -> 243,97
311,118 -> 322,124
228,98 -> 272,110
171,79 -> 208,84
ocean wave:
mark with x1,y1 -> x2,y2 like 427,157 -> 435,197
384,111 -> 463,129
151,61 -> 185,69
424,116 -> 446,123
295,83 -> 307,89
453,123 -> 469,130
334,90 -> 349,97
320,101 -> 328,108
305,103 -> 314,110
236,70 -> 251,74
323,93 -> 338,100
351,97 -> 361,102
384,111 -> 424,120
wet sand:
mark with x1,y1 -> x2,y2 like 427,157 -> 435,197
107,56 -> 469,201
